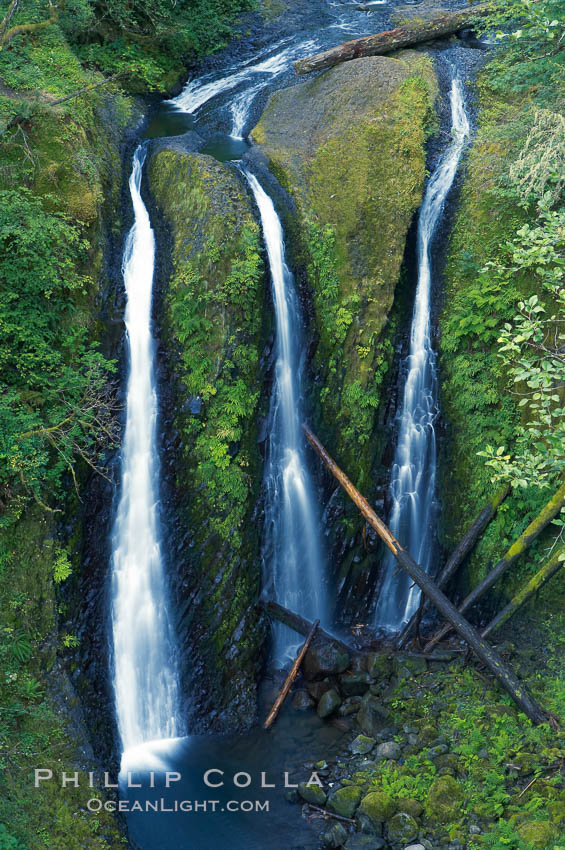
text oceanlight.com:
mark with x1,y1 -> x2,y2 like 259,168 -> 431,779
86,799 -> 270,814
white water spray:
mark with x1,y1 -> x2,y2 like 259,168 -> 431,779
374,76 -> 470,631
244,171 -> 328,661
111,146 -> 181,754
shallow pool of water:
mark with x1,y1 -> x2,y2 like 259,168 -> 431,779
123,682 -> 348,849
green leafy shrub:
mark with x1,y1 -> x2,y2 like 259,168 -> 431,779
0,189 -> 117,518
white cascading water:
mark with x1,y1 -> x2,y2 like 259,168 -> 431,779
111,145 -> 181,754
170,39 -> 318,137
374,75 -> 470,631
244,170 -> 328,662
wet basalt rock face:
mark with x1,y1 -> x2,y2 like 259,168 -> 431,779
148,148 -> 268,733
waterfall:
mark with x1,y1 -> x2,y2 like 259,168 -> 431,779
110,145 -> 181,754
374,75 -> 470,631
244,170 -> 328,662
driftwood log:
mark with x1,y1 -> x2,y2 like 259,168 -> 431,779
294,3 -> 491,74
482,546 -> 565,639
398,484 -> 510,647
425,479 -> 565,652
302,423 -> 549,725
264,619 -> 319,729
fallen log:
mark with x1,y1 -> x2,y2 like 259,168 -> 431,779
263,600 -> 359,656
47,73 -> 121,108
294,3 -> 491,74
424,479 -> 565,652
303,423 -> 549,725
482,546 -> 565,640
264,618 -> 319,729
397,484 -> 510,647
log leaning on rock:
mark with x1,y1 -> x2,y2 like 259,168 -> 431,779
302,423 -> 549,726
264,618 -> 319,729
293,3 -> 491,74
424,478 -> 565,652
398,484 -> 510,647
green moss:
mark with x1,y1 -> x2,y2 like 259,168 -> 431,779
425,775 -> 464,824
327,785 -> 363,818
359,790 -> 396,826
517,820 -> 557,848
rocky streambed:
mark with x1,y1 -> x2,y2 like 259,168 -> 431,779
277,637 -> 565,850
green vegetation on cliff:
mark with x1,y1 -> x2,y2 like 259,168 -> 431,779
0,0 -> 254,92
439,8 -> 565,606
149,149 -> 266,729
252,52 -> 437,489
0,9 -> 135,848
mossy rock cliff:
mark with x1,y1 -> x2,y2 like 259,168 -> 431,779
251,52 -> 437,489
148,150 -> 267,732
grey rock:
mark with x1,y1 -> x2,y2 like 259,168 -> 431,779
350,734 -> 376,755
357,701 -> 387,737
427,744 -> 449,758
318,688 -> 342,719
376,725 -> 398,741
307,678 -> 334,701
340,697 -> 363,716
292,689 -> 315,710
341,672 -> 372,696
304,641 -> 350,679
375,741 -> 401,761
345,836 -> 386,850
323,822 -> 348,849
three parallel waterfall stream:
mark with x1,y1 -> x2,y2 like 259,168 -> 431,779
106,0 -> 478,843
374,74 -> 470,631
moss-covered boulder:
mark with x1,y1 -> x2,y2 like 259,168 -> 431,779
517,820 -> 557,848
425,775 -> 464,824
398,798 -> 424,818
386,812 -> 419,844
328,785 -> 363,818
350,734 -> 376,755
358,790 -> 396,826
251,52 -> 437,490
298,781 -> 327,805
148,149 -> 267,732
